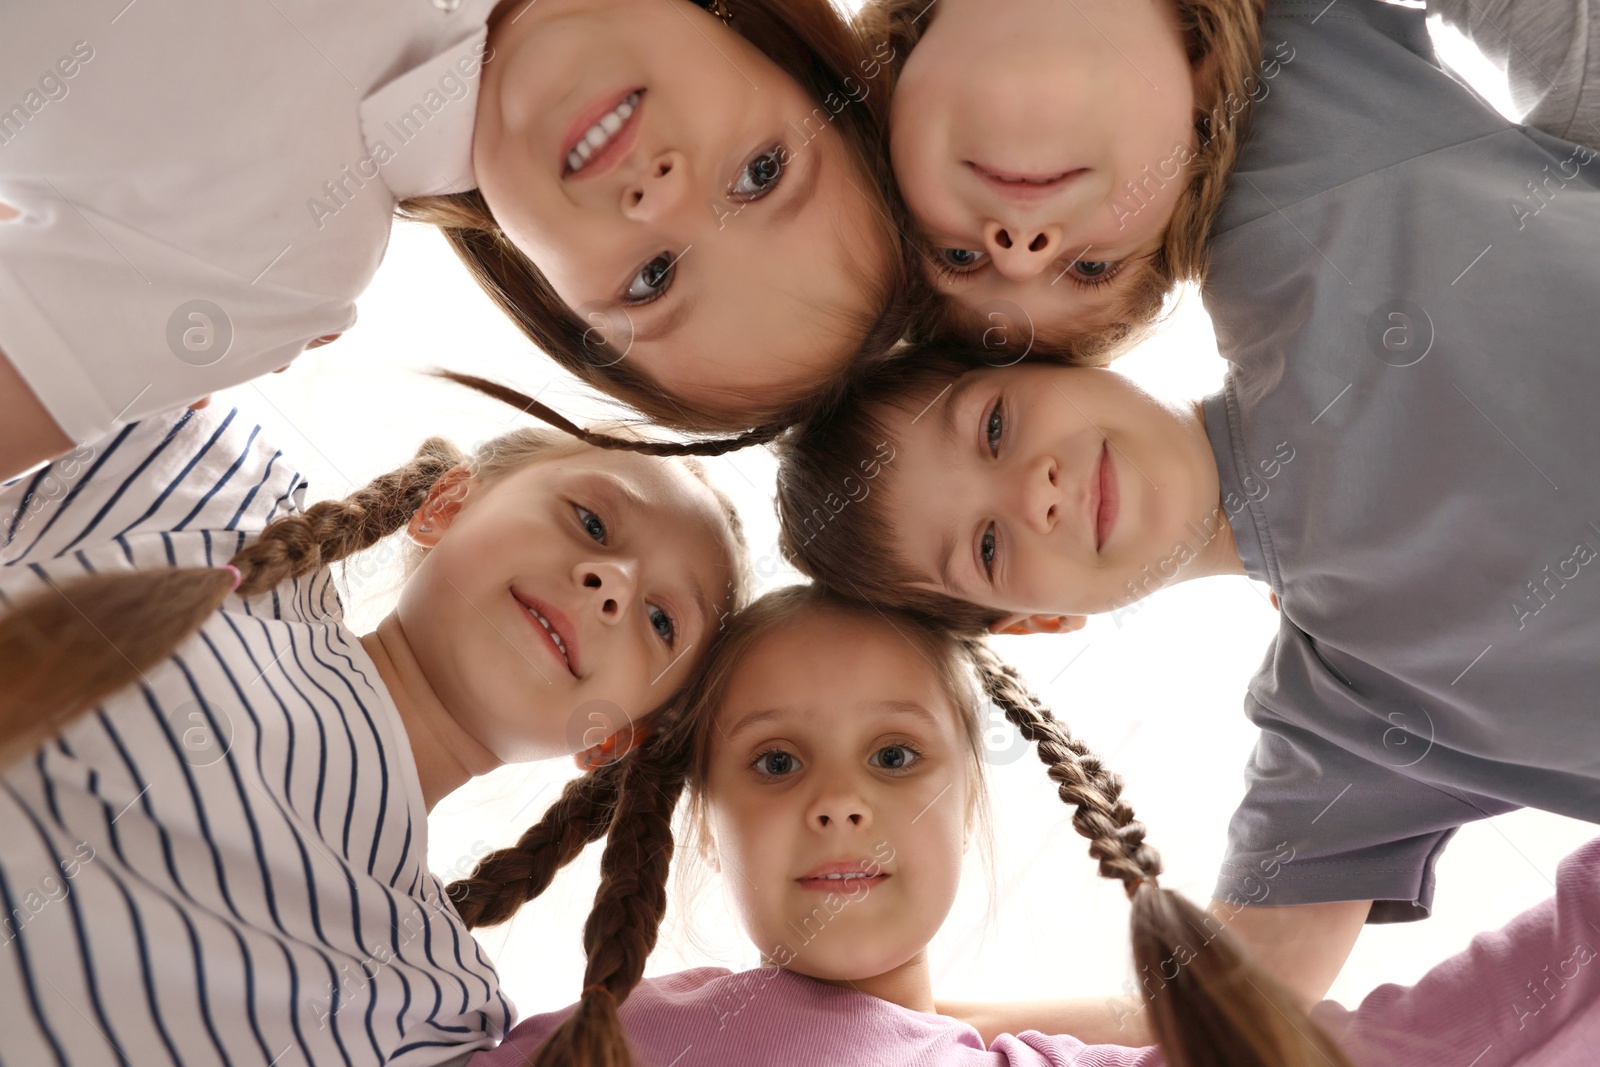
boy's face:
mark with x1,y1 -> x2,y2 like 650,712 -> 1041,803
890,0 -> 1201,340
703,609 -> 972,986
878,364 -> 1223,621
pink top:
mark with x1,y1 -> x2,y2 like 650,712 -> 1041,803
474,836 -> 1600,1067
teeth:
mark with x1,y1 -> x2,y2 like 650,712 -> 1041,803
566,92 -> 640,173
816,872 -> 869,880
525,605 -> 569,660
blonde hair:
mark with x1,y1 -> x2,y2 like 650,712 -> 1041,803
0,415 -> 750,771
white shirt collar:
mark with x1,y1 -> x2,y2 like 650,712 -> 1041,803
358,26 -> 488,199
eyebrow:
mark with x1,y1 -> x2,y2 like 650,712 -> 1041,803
721,699 -> 942,744
935,373 -> 983,450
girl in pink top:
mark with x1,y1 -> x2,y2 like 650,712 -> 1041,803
455,583 -> 1351,1067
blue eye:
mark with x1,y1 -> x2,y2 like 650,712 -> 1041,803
623,253 -> 676,304
870,743 -> 919,771
937,247 -> 987,274
648,603 -> 676,644
984,400 -> 1004,454
574,505 -> 607,543
730,145 -> 788,201
753,749 -> 798,777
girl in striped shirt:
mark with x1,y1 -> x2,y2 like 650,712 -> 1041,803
0,394 -> 749,1066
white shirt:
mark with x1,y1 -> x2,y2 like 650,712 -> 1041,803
0,0 -> 497,444
0,407 -> 512,1066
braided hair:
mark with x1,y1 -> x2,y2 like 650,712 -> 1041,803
486,585 -> 1354,1067
0,403 -> 751,770
960,638 -> 1353,1067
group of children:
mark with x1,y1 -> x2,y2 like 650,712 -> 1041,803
3,0 -> 1598,1064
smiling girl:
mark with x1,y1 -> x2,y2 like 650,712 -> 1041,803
459,583 -> 1353,1067
0,0 -> 912,480
0,397 -> 747,1064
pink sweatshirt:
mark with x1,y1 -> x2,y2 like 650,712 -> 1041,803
474,837 -> 1600,1067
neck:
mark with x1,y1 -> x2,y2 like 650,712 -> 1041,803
813,950 -> 936,1015
1181,397 -> 1247,582
360,613 -> 501,812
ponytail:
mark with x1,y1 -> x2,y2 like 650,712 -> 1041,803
962,638 -> 1353,1067
0,437 -> 465,768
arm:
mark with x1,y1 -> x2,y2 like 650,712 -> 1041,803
1204,898 -> 1371,1007
1312,837 -> 1600,1066
0,349 -> 73,482
938,899 -> 1367,1046
936,997 -> 1153,1047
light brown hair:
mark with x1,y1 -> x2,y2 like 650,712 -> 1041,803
399,0 -> 924,436
459,583 -> 1355,1067
0,395 -> 751,771
857,0 -> 1268,362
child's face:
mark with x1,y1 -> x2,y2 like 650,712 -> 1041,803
879,363 -> 1220,620
703,608 -> 973,985
399,449 -> 735,763
890,0 -> 1199,339
475,0 -> 889,413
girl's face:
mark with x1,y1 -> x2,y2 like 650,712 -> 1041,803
703,608 -> 972,986
400,448 -> 736,764
889,0 -> 1199,339
474,0 -> 889,413
879,363 -> 1221,621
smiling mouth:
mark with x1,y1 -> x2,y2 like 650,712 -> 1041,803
511,591 -> 579,677
562,89 -> 642,177
967,161 -> 1087,197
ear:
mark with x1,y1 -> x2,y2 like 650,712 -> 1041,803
406,467 -> 475,548
988,613 -> 1087,637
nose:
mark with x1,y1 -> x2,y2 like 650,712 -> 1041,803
983,220 -> 1064,282
1016,453 -> 1063,534
806,778 -> 870,832
576,560 -> 638,624
620,150 -> 692,224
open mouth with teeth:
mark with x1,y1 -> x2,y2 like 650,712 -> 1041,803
795,864 -> 890,892
512,591 -> 578,676
564,90 -> 642,175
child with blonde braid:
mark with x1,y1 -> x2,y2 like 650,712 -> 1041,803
463,583 -> 1355,1067
0,394 -> 749,1065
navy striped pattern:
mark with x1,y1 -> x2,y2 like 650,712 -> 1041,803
0,409 -> 511,1066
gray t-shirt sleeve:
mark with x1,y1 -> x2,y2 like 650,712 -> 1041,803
1215,686 -> 1520,923
1429,0 -> 1600,148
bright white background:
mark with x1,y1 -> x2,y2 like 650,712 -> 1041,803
212,7 -> 1593,1033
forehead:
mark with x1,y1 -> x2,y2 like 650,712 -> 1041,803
721,608 -> 958,726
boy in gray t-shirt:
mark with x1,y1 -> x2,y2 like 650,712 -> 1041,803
773,0 -> 1600,1029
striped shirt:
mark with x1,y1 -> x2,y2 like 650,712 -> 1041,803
0,407 -> 511,1066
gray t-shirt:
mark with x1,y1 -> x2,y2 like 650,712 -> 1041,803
1201,0 -> 1600,922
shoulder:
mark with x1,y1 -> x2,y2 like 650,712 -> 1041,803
1,406 -> 306,570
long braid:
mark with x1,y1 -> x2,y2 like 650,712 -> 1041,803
962,638 -> 1354,1067
436,372 -> 788,458
0,437 -> 465,768
446,760 -> 627,929
529,725 -> 693,1067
